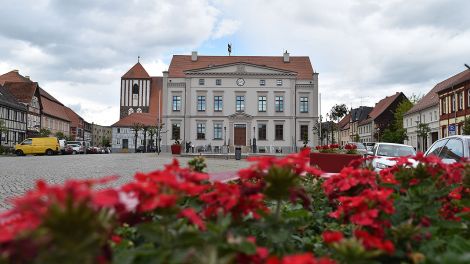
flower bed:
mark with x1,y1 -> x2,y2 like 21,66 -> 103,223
310,152 -> 362,173
1,149 -> 469,263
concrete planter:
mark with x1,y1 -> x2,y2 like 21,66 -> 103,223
310,152 -> 362,173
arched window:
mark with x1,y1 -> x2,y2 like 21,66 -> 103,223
132,84 -> 139,94
128,108 -> 134,115
136,108 -> 142,113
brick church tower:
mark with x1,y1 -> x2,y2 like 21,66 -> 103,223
120,62 -> 152,119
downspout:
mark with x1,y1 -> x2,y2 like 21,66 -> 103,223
294,80 -> 297,152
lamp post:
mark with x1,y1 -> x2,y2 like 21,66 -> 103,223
415,120 -> 420,151
224,126 -> 228,159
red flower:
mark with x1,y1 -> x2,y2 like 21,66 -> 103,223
111,235 -> 122,244
267,253 -> 336,264
354,229 -> 395,254
179,208 -> 206,231
322,230 -> 344,244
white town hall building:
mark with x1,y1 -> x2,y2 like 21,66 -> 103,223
112,51 -> 319,153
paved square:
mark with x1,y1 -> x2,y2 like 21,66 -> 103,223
0,153 -> 249,209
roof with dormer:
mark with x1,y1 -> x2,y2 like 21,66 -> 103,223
122,62 -> 151,79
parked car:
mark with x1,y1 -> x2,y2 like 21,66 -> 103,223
66,144 -> 83,155
135,146 -> 146,153
15,137 -> 60,156
347,142 -> 368,155
367,142 -> 416,171
62,145 -> 74,155
364,142 -> 376,151
424,135 -> 470,164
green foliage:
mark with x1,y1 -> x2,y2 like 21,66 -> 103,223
463,117 -> 470,135
54,131 -> 66,140
393,100 -> 413,131
354,133 -> 360,142
381,128 -> 408,143
101,137 -> 111,147
39,128 -> 51,137
330,104 -> 348,122
188,157 -> 207,173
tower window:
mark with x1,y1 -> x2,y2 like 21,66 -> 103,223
132,84 -> 139,94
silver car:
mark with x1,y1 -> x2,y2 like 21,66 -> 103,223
424,135 -> 470,164
368,143 -> 416,171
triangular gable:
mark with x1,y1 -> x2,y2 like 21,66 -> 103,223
122,62 -> 151,79
184,62 -> 298,76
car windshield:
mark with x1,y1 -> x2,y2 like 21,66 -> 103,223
352,143 -> 366,149
377,145 -> 416,157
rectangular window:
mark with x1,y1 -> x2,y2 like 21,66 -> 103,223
260,80 -> 266,86
459,92 -> 464,110
468,90 -> 470,107
275,96 -> 284,112
214,96 -> 223,111
452,95 -> 456,112
197,123 -> 206,140
275,124 -> 284,140
258,96 -> 267,112
172,96 -> 181,111
213,123 -> 222,139
300,125 -> 308,141
197,96 -> 206,111
215,79 -> 222,86
276,80 -> 282,86
442,98 -> 446,114
258,124 -> 267,140
434,111 -> 437,120
172,123 -> 181,140
199,79 -> 205,85
300,97 -> 308,113
236,96 -> 245,112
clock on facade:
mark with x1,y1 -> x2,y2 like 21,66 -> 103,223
236,78 -> 245,86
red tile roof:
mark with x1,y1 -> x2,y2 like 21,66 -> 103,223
112,113 -> 159,127
0,70 -> 32,85
359,92 -> 403,125
38,87 -> 62,104
2,82 -> 39,104
40,94 -> 70,122
168,55 -> 314,79
407,69 -> 470,115
122,62 -> 151,79
64,106 -> 83,127
148,77 -> 163,117
338,113 -> 351,129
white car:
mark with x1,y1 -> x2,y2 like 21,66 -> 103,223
368,143 -> 416,171
66,144 -> 83,154
424,135 -> 470,164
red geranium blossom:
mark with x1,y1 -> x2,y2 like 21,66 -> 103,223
322,231 -> 344,244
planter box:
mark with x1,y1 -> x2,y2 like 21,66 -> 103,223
310,152 -> 362,173
171,144 -> 182,155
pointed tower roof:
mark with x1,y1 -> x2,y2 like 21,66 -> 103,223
122,62 -> 150,79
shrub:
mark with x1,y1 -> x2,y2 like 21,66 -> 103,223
0,150 -> 469,264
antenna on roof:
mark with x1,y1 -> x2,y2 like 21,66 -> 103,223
228,43 -> 232,56
138,56 -> 140,63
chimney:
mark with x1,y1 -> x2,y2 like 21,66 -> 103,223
191,51 -> 198,61
25,76 -> 30,80
283,51 -> 290,63
13,69 -> 19,73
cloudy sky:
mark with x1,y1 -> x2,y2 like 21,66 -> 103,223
1,0 -> 469,125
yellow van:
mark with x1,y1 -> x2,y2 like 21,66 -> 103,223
15,137 -> 60,156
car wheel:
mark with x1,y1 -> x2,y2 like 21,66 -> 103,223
72,150 -> 77,155
46,149 -> 54,156
16,150 -> 24,156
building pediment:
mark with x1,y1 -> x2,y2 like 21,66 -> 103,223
183,62 -> 297,77
227,112 -> 253,121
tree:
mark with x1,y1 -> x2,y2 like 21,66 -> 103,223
101,137 -> 111,147
329,104 -> 348,144
381,100 -> 413,143
148,127 -> 157,152
353,133 -> 360,142
463,117 -> 470,135
54,131 -> 67,140
131,123 -> 143,152
0,120 -> 7,147
142,126 -> 149,153
39,128 -> 51,137
416,123 -> 431,151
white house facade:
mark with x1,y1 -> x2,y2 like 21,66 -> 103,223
161,52 -> 319,153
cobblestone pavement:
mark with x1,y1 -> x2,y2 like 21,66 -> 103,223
0,153 -> 249,210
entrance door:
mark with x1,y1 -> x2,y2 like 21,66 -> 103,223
234,124 -> 246,146
431,132 -> 438,144
122,139 -> 129,149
